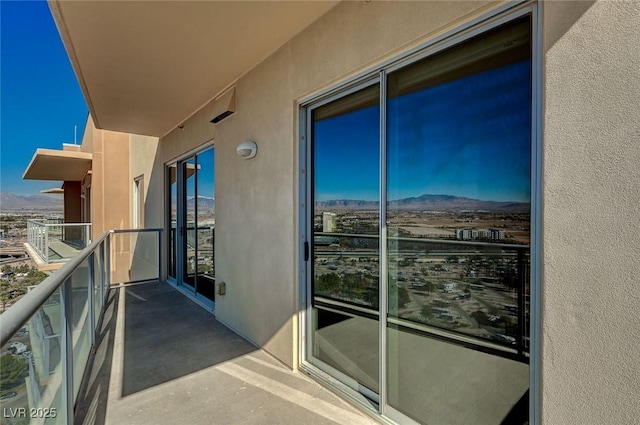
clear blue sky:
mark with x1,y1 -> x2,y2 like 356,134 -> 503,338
1,0 -> 88,196
314,60 -> 531,203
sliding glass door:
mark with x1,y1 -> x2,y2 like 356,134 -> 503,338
307,81 -> 381,398
166,145 -> 215,304
303,11 -> 535,425
384,16 -> 531,425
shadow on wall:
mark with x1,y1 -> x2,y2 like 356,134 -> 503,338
543,1 -> 595,52
125,136 -> 165,283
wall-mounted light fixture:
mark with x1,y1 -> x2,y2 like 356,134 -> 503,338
237,141 -> 257,159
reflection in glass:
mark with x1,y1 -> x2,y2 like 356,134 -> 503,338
168,163 -> 177,280
311,83 -> 380,393
195,147 -> 215,300
386,17 -> 531,424
71,261 -> 90,401
1,290 -> 64,425
183,157 -> 197,289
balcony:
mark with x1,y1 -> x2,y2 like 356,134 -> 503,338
0,229 -> 375,425
25,219 -> 92,270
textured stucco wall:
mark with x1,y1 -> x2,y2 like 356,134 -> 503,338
89,124 -> 131,236
129,134 -> 161,228
542,1 -> 640,423
157,0 -> 494,368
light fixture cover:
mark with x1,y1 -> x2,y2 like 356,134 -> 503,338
237,141 -> 257,159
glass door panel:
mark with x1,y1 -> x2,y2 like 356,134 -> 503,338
386,17 -> 531,425
310,83 -> 380,395
182,157 -> 197,289
168,164 -> 177,280
195,147 -> 215,301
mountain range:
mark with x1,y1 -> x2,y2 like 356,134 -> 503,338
0,192 -> 64,211
0,192 -> 527,212
315,194 -> 529,211
186,195 -> 215,210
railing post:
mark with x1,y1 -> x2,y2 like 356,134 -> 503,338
157,229 -> 162,282
86,224 -> 91,245
60,278 -> 74,425
88,252 -> 96,348
44,224 -> 49,264
99,242 -> 105,308
517,249 -> 525,358
106,233 -> 112,289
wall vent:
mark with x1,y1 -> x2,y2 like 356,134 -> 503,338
210,87 -> 236,124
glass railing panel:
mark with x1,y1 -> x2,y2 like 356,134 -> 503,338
92,248 -> 103,325
110,230 -> 160,284
0,289 -> 64,425
26,222 -> 91,265
47,225 -> 91,264
69,260 -> 91,402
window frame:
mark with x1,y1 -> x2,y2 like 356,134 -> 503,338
133,175 -> 144,229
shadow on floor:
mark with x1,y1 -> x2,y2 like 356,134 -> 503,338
121,282 -> 254,396
74,281 -> 376,425
74,282 -> 256,425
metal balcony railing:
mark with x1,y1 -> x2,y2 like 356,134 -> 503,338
26,219 -> 92,264
0,228 -> 162,425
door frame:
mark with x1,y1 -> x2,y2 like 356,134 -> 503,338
165,140 -> 216,310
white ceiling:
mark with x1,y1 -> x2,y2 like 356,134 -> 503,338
50,1 -> 339,137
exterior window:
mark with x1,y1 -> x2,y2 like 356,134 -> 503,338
304,13 -> 534,425
133,175 -> 144,229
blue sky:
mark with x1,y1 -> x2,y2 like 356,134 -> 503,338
1,1 -> 88,196
315,60 -> 531,203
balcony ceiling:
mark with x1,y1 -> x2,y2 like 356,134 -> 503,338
23,149 -> 92,181
49,1 -> 339,137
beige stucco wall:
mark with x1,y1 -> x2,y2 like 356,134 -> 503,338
542,1 -> 640,424
156,1 -> 495,368
129,134 -> 161,228
86,120 -> 131,236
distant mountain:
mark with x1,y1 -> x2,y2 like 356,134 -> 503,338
186,195 -> 215,210
0,192 -> 63,211
316,194 -> 529,211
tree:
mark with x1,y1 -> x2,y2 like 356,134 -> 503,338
420,305 -> 433,322
0,354 -> 27,390
425,281 -> 435,294
0,281 -> 12,311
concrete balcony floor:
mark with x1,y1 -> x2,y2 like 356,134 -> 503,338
75,281 -> 377,425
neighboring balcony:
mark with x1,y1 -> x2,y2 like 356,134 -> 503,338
25,219 -> 92,270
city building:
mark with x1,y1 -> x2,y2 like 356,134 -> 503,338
322,212 -> 337,233
456,228 -> 506,240
489,228 -> 506,240
2,2 -> 639,425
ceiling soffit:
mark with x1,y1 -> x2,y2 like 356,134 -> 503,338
50,1 -> 339,137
